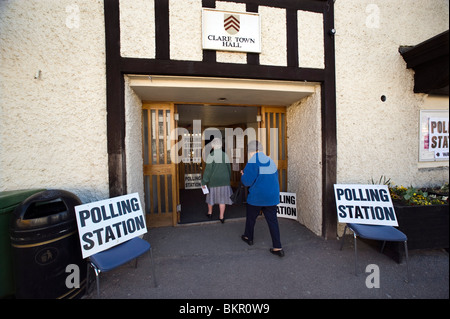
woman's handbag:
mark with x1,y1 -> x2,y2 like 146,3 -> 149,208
230,182 -> 247,204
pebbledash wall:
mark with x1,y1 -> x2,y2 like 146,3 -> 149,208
1,0 -> 448,237
335,1 -> 448,187
0,0 -> 109,201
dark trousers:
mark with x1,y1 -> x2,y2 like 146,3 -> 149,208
244,204 -> 282,249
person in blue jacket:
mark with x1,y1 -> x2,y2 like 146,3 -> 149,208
240,140 -> 284,257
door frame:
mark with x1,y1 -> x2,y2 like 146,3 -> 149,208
260,106 -> 288,192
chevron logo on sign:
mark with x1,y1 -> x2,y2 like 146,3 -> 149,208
224,14 -> 240,35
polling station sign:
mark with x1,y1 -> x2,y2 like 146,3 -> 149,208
185,173 -> 202,189
277,192 -> 297,220
75,193 -> 147,258
334,184 -> 398,226
429,117 -> 449,159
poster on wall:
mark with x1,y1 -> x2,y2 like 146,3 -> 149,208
419,110 -> 449,161
428,117 -> 449,159
185,173 -> 202,189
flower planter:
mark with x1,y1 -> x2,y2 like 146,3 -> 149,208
383,203 -> 449,263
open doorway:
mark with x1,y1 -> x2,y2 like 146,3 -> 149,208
176,104 -> 258,224
141,101 -> 287,227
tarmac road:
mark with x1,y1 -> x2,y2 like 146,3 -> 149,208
85,217 -> 449,300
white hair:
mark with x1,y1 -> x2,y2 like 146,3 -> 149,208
211,137 -> 222,149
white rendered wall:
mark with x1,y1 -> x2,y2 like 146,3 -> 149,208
120,0 -> 156,59
124,76 -> 145,203
120,0 -> 325,68
0,0 -> 108,203
334,0 -> 449,188
287,87 -> 323,235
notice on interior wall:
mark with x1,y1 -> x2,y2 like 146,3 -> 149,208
185,173 -> 202,189
202,8 -> 261,53
334,184 -> 398,226
75,193 -> 147,258
429,117 -> 449,159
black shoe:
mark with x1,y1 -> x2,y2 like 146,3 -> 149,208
270,248 -> 285,257
206,213 -> 212,219
241,235 -> 253,246
219,218 -> 225,224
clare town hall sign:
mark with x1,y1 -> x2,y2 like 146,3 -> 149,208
202,8 -> 261,53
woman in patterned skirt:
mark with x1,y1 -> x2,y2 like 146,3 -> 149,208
201,138 -> 232,223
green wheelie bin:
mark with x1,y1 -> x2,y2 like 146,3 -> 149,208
0,189 -> 45,298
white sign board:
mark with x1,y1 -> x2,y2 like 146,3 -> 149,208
334,184 -> 398,226
75,193 -> 147,258
202,8 -> 261,53
277,192 -> 297,220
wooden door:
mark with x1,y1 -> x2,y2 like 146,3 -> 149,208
142,103 -> 178,227
260,107 -> 287,192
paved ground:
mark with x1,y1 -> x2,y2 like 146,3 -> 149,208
84,217 -> 449,300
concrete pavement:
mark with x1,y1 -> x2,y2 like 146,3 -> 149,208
84,217 -> 449,299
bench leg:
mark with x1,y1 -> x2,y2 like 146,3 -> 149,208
340,225 -> 348,251
149,247 -> 157,287
404,241 -> 410,283
353,233 -> 358,276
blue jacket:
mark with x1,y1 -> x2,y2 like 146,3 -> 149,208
241,152 -> 280,206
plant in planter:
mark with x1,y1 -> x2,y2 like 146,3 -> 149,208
385,182 -> 449,263
389,183 -> 448,206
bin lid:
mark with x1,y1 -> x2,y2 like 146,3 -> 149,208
0,189 -> 46,215
11,189 -> 81,230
